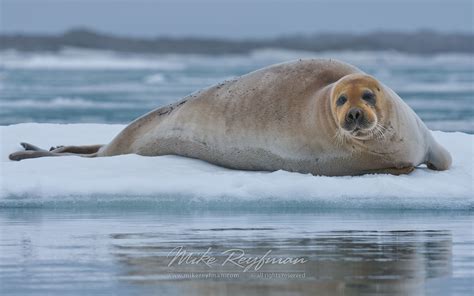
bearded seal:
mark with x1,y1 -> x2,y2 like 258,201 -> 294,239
9,59 -> 452,176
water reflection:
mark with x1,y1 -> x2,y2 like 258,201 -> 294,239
111,230 -> 452,296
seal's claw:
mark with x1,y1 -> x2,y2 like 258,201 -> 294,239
49,145 -> 64,151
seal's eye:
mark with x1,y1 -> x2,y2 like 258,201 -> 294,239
362,91 -> 376,106
336,95 -> 347,106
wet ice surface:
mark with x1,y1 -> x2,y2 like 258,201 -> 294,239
0,209 -> 472,296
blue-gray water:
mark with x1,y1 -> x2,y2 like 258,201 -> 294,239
0,49 -> 473,132
0,49 -> 473,295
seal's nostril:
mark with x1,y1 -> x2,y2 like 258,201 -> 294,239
355,110 -> 361,120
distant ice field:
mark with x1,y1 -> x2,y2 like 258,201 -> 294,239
0,48 -> 473,133
1,124 -> 472,209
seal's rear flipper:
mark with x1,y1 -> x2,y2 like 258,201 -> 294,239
9,142 -> 102,161
9,150 -> 59,161
20,142 -> 47,151
9,142 -> 51,160
426,142 -> 452,171
50,144 -> 103,154
9,150 -> 99,161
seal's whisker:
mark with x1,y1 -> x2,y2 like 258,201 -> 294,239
372,123 -> 387,140
333,128 -> 348,147
374,126 -> 384,140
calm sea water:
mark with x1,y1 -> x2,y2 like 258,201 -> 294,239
0,208 -> 473,296
0,49 -> 473,295
0,49 -> 473,132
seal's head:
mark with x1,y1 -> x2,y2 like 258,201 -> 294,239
331,74 -> 387,139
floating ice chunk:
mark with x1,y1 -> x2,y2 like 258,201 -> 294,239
0,123 -> 472,209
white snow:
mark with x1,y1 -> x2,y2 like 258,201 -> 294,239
0,123 -> 473,209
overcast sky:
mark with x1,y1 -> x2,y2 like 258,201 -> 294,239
1,0 -> 472,38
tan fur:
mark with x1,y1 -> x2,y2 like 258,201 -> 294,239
331,74 -> 383,132
9,59 -> 452,176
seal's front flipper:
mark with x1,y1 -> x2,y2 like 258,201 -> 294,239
361,166 -> 415,176
426,142 -> 452,171
388,166 -> 415,175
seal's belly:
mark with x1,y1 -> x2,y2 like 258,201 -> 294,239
148,136 -> 323,173
134,129 -> 394,176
